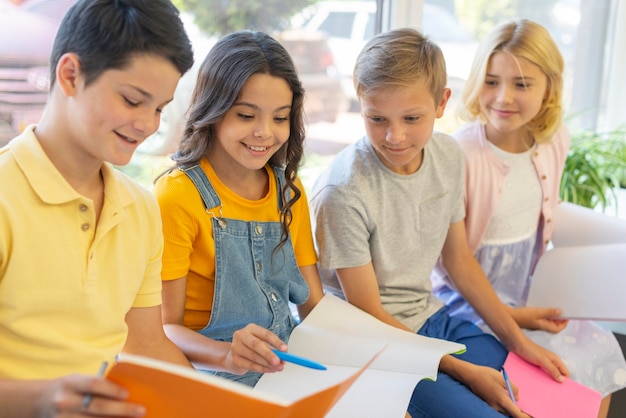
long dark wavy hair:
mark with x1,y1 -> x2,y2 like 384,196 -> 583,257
159,30 -> 306,252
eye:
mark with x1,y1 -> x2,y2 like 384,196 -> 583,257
405,115 -> 421,122
368,116 -> 385,123
237,113 -> 254,120
123,96 -> 139,107
484,80 -> 497,87
274,115 -> 289,123
516,82 -> 530,89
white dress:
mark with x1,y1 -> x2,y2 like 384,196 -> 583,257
438,143 -> 626,396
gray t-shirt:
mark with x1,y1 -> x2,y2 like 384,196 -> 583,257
310,134 -> 465,331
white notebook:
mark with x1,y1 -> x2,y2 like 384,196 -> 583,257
255,294 -> 465,418
526,202 -> 626,320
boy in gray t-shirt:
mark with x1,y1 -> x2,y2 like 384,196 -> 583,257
310,28 -> 568,418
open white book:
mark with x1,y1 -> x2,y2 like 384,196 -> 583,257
255,294 -> 465,418
526,202 -> 626,320
106,295 -> 463,418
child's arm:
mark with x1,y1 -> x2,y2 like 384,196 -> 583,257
123,304 -> 191,368
336,263 -> 531,418
296,263 -> 325,319
160,277 -> 286,374
507,306 -> 569,333
335,263 -> 411,331
438,355 -> 531,418
440,220 -> 569,381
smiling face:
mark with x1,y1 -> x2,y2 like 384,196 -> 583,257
209,73 -> 293,176
64,52 -> 181,167
479,51 -> 548,145
359,80 -> 449,175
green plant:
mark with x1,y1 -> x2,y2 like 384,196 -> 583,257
560,125 -> 626,212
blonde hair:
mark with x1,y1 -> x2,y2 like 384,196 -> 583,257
353,28 -> 447,105
459,19 -> 564,143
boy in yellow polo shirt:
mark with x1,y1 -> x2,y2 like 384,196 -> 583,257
0,0 -> 194,416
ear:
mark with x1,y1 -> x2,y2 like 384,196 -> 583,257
55,53 -> 82,97
435,87 -> 452,118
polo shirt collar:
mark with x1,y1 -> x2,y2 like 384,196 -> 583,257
10,125 -> 135,209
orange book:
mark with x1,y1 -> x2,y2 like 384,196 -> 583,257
106,350 -> 381,418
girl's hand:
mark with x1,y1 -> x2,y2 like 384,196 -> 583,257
226,324 -> 287,375
511,306 -> 569,333
36,374 -> 145,417
513,338 -> 570,382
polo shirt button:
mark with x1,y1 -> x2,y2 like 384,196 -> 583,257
81,223 -> 90,231
541,175 -> 547,180
544,197 -> 549,202
271,293 -> 278,302
79,204 -> 88,212
546,218 -> 552,223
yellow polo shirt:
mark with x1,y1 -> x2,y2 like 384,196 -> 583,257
0,126 -> 163,379
155,158 -> 318,330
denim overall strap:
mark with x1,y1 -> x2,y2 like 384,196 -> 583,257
179,164 -> 222,210
181,164 -> 309,387
181,164 -> 286,211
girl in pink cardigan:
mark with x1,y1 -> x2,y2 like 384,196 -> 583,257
432,19 -> 626,418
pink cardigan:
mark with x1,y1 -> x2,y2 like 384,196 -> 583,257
458,121 -> 571,268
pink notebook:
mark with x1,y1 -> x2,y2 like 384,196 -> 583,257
504,353 -> 602,418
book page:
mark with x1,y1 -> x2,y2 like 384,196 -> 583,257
527,243 -> 626,320
256,294 -> 465,418
552,202 -> 626,247
326,369 -> 423,418
504,353 -> 601,418
287,294 -> 465,375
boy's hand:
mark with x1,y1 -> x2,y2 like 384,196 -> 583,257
463,364 -> 533,418
36,374 -> 145,417
226,324 -> 287,374
510,306 -> 569,333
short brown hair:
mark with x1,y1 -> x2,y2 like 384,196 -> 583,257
353,28 -> 448,105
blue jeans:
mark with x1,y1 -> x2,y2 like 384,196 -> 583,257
408,307 -> 508,418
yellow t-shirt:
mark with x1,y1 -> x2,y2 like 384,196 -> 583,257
0,126 -> 163,379
155,158 -> 318,330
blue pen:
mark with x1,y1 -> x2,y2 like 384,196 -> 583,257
271,349 -> 327,370
502,367 -> 516,405
82,361 -> 109,409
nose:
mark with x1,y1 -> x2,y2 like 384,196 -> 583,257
496,84 -> 514,104
253,118 -> 272,140
385,122 -> 404,145
133,108 -> 161,137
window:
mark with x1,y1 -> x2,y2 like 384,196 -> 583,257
2,0 -> 624,193
318,12 -> 357,39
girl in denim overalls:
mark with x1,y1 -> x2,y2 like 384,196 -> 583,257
155,31 -> 324,387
